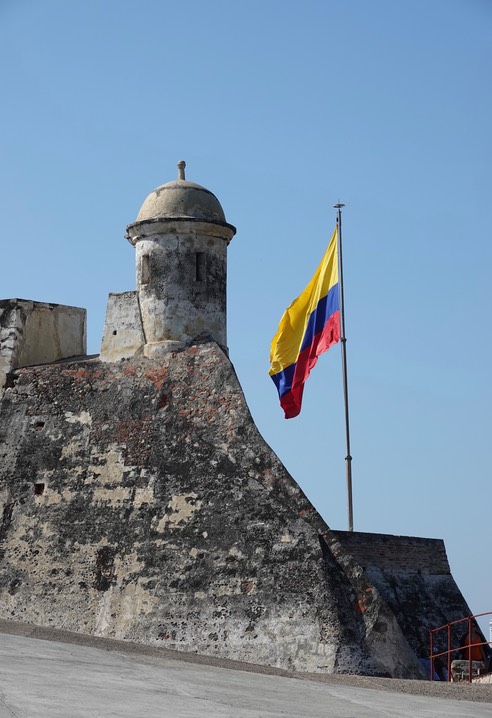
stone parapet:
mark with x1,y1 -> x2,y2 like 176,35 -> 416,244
0,299 -> 86,390
331,531 -> 451,575
331,530 -> 472,659
100,292 -> 145,362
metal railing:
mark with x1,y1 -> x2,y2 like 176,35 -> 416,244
430,612 -> 492,683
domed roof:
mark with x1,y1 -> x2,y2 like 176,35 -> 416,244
136,161 -> 227,224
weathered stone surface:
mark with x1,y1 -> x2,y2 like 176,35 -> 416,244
127,219 -> 234,350
331,531 -> 473,659
1,164 -> 474,680
136,175 -> 228,224
0,299 -> 86,390
0,338 -> 426,677
100,292 -> 145,362
103,161 -> 237,357
101,163 -> 237,359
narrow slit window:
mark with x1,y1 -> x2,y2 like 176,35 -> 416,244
141,254 -> 150,285
195,252 -> 205,282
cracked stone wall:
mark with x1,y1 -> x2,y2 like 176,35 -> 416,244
0,338 -> 430,677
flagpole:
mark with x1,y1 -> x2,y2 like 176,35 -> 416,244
333,203 -> 353,532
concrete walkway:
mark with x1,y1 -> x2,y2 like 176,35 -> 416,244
1,624 -> 492,717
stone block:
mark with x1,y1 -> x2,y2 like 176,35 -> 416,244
100,292 -> 145,362
0,299 -> 86,390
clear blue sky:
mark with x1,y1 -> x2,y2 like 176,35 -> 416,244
1,0 -> 491,636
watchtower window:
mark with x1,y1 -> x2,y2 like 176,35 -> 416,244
141,254 -> 150,285
195,252 -> 206,282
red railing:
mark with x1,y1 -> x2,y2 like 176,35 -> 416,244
430,612 -> 492,683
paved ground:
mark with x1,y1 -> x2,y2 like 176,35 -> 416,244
1,621 -> 492,717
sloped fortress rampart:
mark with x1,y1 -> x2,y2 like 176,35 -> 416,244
0,163 -> 472,677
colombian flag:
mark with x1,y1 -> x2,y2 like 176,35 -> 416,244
269,227 -> 340,419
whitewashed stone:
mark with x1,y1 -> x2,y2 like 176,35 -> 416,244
100,292 -> 145,362
0,299 -> 86,390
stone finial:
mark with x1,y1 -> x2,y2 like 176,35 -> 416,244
177,160 -> 186,180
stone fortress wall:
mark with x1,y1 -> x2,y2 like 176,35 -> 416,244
331,531 -> 470,657
0,163 -> 473,677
